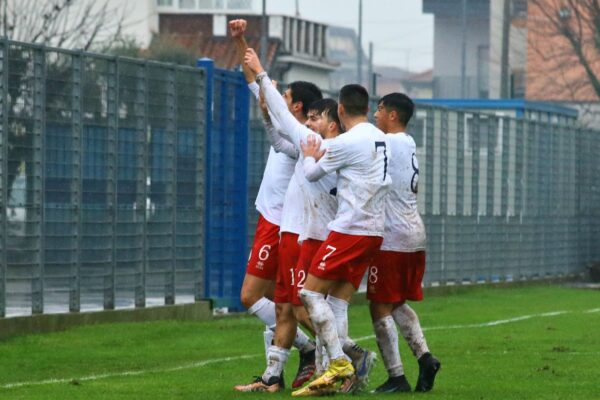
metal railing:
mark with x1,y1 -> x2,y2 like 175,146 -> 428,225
0,39 -> 206,317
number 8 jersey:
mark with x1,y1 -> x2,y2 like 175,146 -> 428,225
380,132 -> 426,252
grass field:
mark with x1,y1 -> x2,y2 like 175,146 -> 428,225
0,284 -> 598,399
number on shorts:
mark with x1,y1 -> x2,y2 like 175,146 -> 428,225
322,245 -> 337,262
258,244 -> 271,261
368,266 -> 378,284
297,270 -> 306,288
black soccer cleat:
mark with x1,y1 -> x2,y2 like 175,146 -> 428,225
292,348 -> 316,388
373,375 -> 412,393
415,352 -> 441,392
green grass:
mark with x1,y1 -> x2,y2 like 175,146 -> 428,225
0,284 -> 598,399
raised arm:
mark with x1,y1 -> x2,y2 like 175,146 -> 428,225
259,88 -> 298,158
244,48 -> 315,150
229,19 -> 255,84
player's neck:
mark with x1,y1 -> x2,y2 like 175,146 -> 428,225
342,115 -> 368,131
387,124 -> 406,134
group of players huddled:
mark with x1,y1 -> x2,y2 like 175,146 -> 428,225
229,19 -> 441,397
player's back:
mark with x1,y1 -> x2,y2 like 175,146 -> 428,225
321,122 -> 391,237
381,133 -> 426,252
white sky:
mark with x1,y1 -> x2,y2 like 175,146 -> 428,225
266,0 -> 434,72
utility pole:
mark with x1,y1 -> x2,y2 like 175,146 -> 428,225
368,41 -> 374,94
500,0 -> 511,98
357,0 -> 363,84
260,0 -> 267,66
461,0 -> 467,98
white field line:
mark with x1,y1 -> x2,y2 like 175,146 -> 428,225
2,308 -> 597,390
1,354 -> 260,389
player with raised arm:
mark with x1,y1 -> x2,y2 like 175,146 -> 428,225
282,82 -> 391,396
228,19 -> 316,392
369,93 -> 441,393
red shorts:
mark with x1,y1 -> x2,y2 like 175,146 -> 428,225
366,250 -> 426,303
245,214 -> 280,280
274,232 -> 301,304
291,239 -> 323,306
309,231 -> 383,290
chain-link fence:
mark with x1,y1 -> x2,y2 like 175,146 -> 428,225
0,39 -> 206,317
2,38 -> 599,318
247,98 -> 600,288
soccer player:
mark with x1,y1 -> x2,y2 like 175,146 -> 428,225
369,92 -> 441,393
228,19 -> 316,390
286,82 -> 391,395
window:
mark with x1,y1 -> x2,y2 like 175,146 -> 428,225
157,0 -> 173,5
511,0 -> 527,17
180,0 -> 196,9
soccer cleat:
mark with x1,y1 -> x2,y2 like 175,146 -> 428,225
291,382 -> 337,397
293,348 -> 316,388
234,375 -> 283,393
306,357 -> 354,389
373,375 -> 412,393
415,352 -> 441,392
352,349 -> 377,392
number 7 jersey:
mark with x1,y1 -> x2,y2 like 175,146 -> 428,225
316,122 -> 391,237
380,132 -> 426,252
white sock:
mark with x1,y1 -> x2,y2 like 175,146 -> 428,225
263,326 -> 274,366
326,295 -> 353,362
248,297 -> 276,327
315,336 -> 328,375
392,304 -> 429,359
293,328 -> 315,354
374,316 -> 404,377
263,345 -> 290,382
300,289 -> 345,361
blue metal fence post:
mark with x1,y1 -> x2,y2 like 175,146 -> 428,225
232,73 -> 249,311
197,58 -> 213,304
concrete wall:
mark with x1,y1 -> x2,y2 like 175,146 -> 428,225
0,301 -> 212,340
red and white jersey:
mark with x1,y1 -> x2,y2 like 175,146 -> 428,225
257,77 -> 336,240
249,83 -> 296,226
311,122 -> 391,237
381,132 -> 426,252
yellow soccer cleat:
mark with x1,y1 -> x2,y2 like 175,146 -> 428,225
291,382 -> 337,397
306,357 -> 354,389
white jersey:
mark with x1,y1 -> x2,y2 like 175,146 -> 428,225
257,76 -> 337,240
381,133 -> 426,252
280,170 -> 304,235
298,139 -> 337,241
309,122 -> 391,237
249,82 -> 296,226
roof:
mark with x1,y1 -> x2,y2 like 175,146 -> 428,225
414,99 -> 579,118
172,34 -> 280,70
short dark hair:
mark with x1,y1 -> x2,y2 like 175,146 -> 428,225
379,92 -> 414,126
308,98 -> 342,131
339,84 -> 369,116
288,81 -> 323,117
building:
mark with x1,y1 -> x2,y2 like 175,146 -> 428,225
423,0 -> 527,99
116,0 -> 337,89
